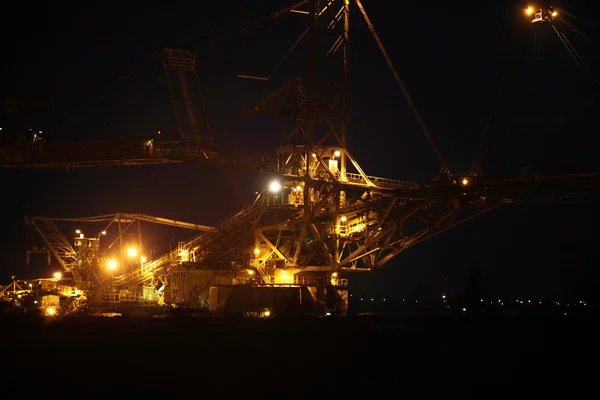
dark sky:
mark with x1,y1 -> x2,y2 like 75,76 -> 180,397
1,1 -> 600,300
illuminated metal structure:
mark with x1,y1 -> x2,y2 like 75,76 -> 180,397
525,5 -> 558,24
523,4 -> 594,82
1,1 -> 600,314
23,214 -> 213,303
162,48 -> 214,147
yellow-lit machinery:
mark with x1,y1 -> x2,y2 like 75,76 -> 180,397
0,274 -> 82,317
3,1 -> 600,317
22,213 -> 215,311
525,5 -> 558,24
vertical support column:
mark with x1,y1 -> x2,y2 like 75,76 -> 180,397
304,0 -> 320,216
340,0 -> 349,181
137,219 -> 143,266
334,0 -> 350,269
306,0 -> 319,128
118,219 -> 124,275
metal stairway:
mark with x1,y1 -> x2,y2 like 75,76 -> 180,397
114,204 -> 262,287
190,205 -> 262,263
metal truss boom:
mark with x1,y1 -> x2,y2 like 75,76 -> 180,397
39,213 -> 215,232
24,212 -> 216,292
4,1 -> 600,302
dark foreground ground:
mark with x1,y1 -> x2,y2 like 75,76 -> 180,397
1,314 -> 597,398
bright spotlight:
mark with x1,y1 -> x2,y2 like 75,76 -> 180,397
53,272 -> 62,279
107,260 -> 117,270
140,256 -> 147,263
525,6 -> 534,15
269,180 -> 282,192
46,307 -> 56,316
462,178 -> 469,186
75,229 -> 81,234
127,248 -> 137,257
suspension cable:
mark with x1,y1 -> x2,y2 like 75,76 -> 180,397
201,0 -> 310,49
550,23 -> 596,82
353,0 -> 452,177
468,25 -> 525,179
557,16 -> 600,50
271,28 -> 310,75
173,0 -> 257,46
555,8 -> 600,30
469,67 -> 512,178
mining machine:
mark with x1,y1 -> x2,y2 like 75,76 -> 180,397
23,213 -> 214,309
2,1 -> 599,315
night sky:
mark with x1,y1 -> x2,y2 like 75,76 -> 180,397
1,1 -> 599,301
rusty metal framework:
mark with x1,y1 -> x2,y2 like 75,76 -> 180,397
26,217 -> 81,281
0,2 -> 599,311
225,0 -> 469,276
24,213 -> 214,296
162,48 -> 214,148
114,205 -> 263,288
157,0 -> 600,282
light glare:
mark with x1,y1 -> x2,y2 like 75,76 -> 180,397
269,180 -> 282,192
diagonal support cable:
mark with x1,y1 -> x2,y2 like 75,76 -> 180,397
203,0 -> 311,48
557,16 -> 600,50
550,23 -> 596,82
354,0 -> 452,178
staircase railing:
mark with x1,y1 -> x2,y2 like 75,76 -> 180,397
115,204 -> 261,287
